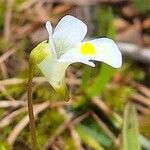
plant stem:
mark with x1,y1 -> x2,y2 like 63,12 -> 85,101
28,58 -> 37,150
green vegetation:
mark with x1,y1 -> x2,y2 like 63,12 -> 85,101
0,0 -> 150,149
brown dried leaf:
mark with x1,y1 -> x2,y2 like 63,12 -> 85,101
143,34 -> 150,46
116,25 -> 142,45
143,18 -> 150,29
114,18 -> 130,32
121,4 -> 138,17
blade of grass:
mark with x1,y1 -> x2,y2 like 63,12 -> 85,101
139,135 -> 150,150
76,124 -> 105,150
85,7 -> 116,98
123,103 -> 141,150
81,66 -> 92,90
87,64 -> 114,97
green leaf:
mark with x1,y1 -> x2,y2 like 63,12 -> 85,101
76,124 -> 104,150
87,64 -> 114,97
86,7 -> 116,98
123,103 -> 141,150
81,66 -> 92,90
139,135 -> 150,150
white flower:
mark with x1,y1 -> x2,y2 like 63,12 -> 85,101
33,15 -> 122,100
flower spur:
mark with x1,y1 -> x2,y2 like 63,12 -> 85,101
31,15 -> 122,101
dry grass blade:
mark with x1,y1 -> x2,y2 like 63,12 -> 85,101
0,85 -> 15,101
42,117 -> 72,150
45,0 -> 127,5
92,97 -> 123,130
6,101 -> 72,145
17,0 -> 40,11
43,111 -> 90,150
70,125 -> 84,150
131,93 -> 150,107
0,77 -> 80,86
130,81 -> 150,98
134,103 -> 150,115
92,97 -> 112,115
92,97 -> 122,124
43,108 -> 72,150
71,111 -> 91,125
0,100 -> 71,109
0,77 -> 46,85
0,62 -> 8,78
58,108 -> 84,149
4,0 -> 14,42
7,102 -> 50,145
91,112 -> 117,145
0,48 -> 16,64
0,100 -> 26,108
51,4 -> 73,15
51,144 -> 60,150
0,107 -> 27,128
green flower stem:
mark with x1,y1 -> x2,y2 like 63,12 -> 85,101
27,57 -> 37,150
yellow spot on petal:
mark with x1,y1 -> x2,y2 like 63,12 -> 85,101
80,42 -> 96,55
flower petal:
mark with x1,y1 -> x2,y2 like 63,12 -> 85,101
59,38 -> 122,68
46,21 -> 52,36
81,60 -> 95,67
52,15 -> 87,57
89,38 -> 122,68
45,21 -> 56,56
58,46 -> 96,67
38,55 -> 68,90
37,55 -> 70,101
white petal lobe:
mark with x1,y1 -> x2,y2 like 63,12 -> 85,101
90,38 -> 122,68
46,21 -> 52,36
46,21 -> 57,55
52,15 -> 87,57
59,38 -> 122,68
